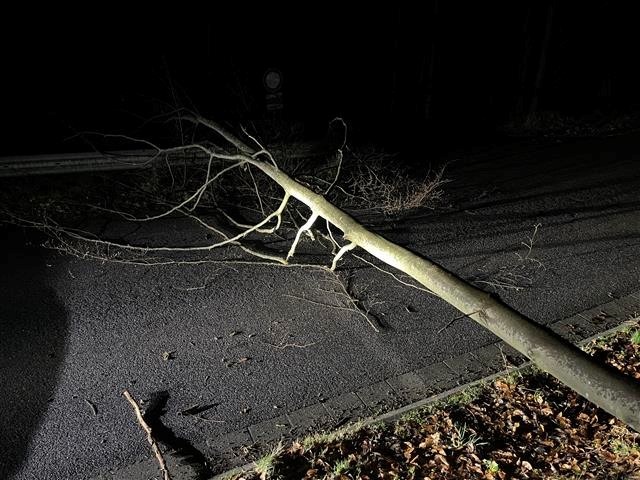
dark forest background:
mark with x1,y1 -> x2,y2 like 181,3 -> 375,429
1,3 -> 638,155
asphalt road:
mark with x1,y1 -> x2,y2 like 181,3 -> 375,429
1,134 -> 639,479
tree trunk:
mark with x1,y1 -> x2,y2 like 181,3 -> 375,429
200,118 -> 640,432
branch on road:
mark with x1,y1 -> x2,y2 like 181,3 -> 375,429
123,390 -> 171,480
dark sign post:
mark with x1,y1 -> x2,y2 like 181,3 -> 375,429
263,68 -> 284,113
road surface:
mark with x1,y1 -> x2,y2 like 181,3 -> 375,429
1,134 -> 639,479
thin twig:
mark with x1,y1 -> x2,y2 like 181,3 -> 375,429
123,390 -> 171,480
436,310 -> 481,334
324,149 -> 344,196
266,334 -> 318,350
83,398 -> 98,416
286,212 -> 318,260
331,242 -> 356,271
50,193 -> 290,253
354,254 -> 437,296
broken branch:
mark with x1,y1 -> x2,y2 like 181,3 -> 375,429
123,390 -> 171,480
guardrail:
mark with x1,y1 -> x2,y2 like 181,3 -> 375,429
0,140 -> 340,178
0,149 -> 200,177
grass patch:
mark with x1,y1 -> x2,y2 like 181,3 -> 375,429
300,420 -> 366,451
450,422 -> 486,450
252,442 -> 284,479
331,458 -> 350,476
482,458 -> 500,474
399,383 -> 486,425
443,383 -> 484,407
399,404 -> 437,424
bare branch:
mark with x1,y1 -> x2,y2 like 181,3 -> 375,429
324,117 -> 347,196
178,208 -> 288,264
125,160 -> 247,222
353,254 -> 437,296
241,125 -> 278,168
56,192 -> 291,254
181,115 -> 254,155
287,212 -> 319,260
330,242 -> 356,271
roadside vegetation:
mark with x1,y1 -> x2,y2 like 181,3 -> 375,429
232,322 -> 640,479
0,141 -> 448,234
500,109 -> 640,138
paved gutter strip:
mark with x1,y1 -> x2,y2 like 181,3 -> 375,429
286,403 -> 332,432
94,290 -> 640,480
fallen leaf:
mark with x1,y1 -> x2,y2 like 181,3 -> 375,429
161,351 -> 175,361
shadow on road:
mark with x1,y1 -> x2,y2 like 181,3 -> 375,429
0,226 -> 67,479
142,390 -> 214,479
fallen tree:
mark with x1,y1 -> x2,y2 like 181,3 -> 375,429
11,114 -> 640,432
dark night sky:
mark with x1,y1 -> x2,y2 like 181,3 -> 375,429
1,4 -> 638,155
